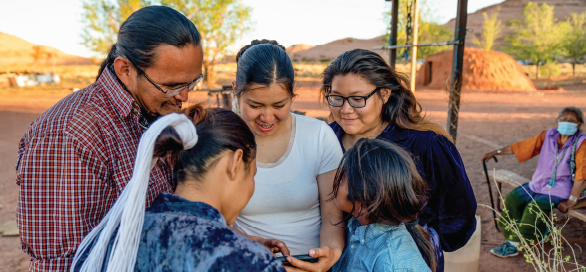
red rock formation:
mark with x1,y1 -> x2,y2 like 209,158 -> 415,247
445,0 -> 586,50
288,36 -> 389,62
415,48 -> 536,91
0,32 -> 94,66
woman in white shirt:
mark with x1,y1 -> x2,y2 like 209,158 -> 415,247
231,39 -> 345,271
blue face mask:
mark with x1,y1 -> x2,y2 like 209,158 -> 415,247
557,122 -> 578,136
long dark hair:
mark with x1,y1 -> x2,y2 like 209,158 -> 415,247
332,138 -> 436,271
72,105 -> 255,271
321,49 -> 451,141
154,104 -> 256,182
234,39 -> 295,97
97,6 -> 202,79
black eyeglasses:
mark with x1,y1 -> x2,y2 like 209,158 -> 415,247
325,86 -> 380,108
133,62 -> 203,97
558,117 -> 579,124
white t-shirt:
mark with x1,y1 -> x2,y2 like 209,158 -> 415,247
233,113 -> 343,255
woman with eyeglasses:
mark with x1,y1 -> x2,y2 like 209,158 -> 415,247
230,40 -> 345,272
321,49 -> 477,272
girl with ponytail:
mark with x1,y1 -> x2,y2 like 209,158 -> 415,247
331,138 -> 435,272
230,39 -> 345,271
71,105 -> 285,272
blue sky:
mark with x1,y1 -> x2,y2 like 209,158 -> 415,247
0,0 -> 503,57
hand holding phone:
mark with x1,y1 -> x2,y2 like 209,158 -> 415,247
278,246 -> 338,271
276,254 -> 319,267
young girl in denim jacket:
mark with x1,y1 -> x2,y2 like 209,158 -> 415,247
332,138 -> 436,272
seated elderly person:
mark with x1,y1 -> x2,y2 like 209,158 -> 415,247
481,106 -> 585,258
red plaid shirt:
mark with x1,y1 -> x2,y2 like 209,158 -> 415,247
15,68 -> 174,271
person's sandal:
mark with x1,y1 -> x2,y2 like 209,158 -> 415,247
490,241 -> 519,258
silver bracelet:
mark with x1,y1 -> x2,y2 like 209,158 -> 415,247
569,195 -> 578,202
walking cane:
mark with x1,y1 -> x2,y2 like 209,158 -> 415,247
483,157 -> 500,231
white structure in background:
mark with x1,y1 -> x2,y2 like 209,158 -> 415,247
9,73 -> 60,87
36,73 -> 60,84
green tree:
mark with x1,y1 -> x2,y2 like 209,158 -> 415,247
160,0 -> 252,87
539,60 -> 561,79
81,0 -> 151,56
559,11 -> 586,77
503,3 -> 562,79
472,6 -> 503,51
383,0 -> 453,61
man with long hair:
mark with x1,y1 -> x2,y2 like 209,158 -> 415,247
15,6 -> 203,271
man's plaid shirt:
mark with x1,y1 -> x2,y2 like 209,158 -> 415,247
15,68 -> 174,271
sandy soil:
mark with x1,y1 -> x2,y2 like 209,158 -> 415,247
1,86 -> 586,272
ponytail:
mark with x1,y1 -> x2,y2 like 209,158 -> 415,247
96,44 -> 119,80
71,104 -> 257,272
71,113 -> 198,272
234,39 -> 295,97
405,221 -> 437,272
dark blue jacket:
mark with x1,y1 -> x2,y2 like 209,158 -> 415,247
75,193 -> 286,272
329,122 -> 477,255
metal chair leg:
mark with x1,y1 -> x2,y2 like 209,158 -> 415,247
483,157 -> 499,231
497,183 -> 503,212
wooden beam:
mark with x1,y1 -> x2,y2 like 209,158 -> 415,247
487,169 -> 530,188
568,209 -> 586,222
389,0 -> 399,69
446,0 -> 468,143
410,0 -> 419,92
488,169 -> 586,223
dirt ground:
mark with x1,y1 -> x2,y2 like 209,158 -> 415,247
1,85 -> 586,272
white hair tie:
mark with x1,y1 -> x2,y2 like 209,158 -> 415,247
173,116 -> 198,150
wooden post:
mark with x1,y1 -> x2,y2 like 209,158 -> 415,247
387,0 -> 399,69
446,0 -> 468,144
239,0 -> 243,46
409,0 -> 419,92
222,92 -> 232,110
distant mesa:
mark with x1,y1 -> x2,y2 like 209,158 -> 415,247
415,48 -> 536,91
0,32 -> 93,66
446,0 -> 586,50
286,0 -> 586,62
286,44 -> 314,54
286,36 -> 389,62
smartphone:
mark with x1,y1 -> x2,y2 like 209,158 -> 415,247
276,254 -> 319,267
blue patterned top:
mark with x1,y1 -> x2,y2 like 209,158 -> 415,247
74,193 -> 286,272
333,218 -> 431,272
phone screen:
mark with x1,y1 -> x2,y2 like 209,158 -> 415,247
276,254 -> 319,267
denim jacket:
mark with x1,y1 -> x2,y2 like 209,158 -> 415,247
74,193 -> 285,272
330,121 -> 478,272
332,218 -> 431,272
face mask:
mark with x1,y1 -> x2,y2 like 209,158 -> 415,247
557,122 -> 578,136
